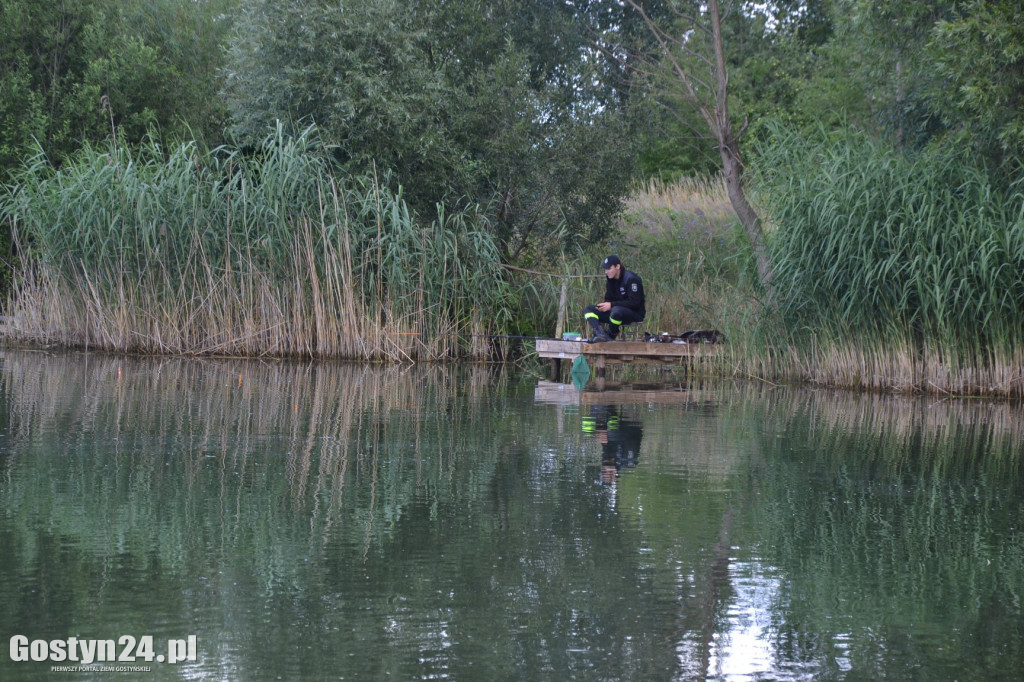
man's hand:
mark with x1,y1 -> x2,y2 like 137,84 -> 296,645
596,302 -> 611,312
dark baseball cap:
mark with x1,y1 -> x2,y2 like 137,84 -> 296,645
602,255 -> 621,269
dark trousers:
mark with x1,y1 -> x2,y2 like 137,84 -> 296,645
583,304 -> 644,336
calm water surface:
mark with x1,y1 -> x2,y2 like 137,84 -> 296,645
0,351 -> 1022,680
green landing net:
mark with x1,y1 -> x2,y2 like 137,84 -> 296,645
570,354 -> 590,391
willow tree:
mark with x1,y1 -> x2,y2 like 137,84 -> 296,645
625,0 -> 774,298
223,0 -> 637,260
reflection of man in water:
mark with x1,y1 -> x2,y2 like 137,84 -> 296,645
582,404 -> 642,485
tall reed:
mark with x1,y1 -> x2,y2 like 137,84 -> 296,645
0,127 -> 510,360
748,124 -> 1024,397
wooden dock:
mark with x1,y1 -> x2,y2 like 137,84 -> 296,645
536,337 -> 719,378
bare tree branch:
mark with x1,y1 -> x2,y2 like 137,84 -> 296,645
623,0 -> 775,299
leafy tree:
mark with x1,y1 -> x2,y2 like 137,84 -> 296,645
0,0 -> 99,173
833,1 -> 954,147
727,0 -> 838,137
224,0 -> 637,259
0,0 -> 235,177
89,0 -> 237,147
623,0 -> 836,180
927,0 -> 1024,179
768,0 -> 1024,182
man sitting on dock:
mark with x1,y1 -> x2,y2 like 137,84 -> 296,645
583,255 -> 645,343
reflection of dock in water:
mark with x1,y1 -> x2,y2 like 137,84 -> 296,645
534,380 -> 712,405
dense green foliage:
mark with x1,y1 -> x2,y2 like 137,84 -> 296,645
0,0 -> 237,297
0,0 -> 235,176
755,124 -> 1024,352
224,0 -> 637,258
1,0 -> 1023,386
3,0 -> 1022,228
3,0 -> 1021,191
742,0 -> 1024,180
927,1 -> 1024,174
630,0 -> 1024,186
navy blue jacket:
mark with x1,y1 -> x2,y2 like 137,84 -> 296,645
604,268 -> 645,317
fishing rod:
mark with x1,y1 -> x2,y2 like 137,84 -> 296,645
390,332 -> 574,342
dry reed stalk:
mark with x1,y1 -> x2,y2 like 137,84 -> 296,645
1,132 -> 506,362
752,338 -> 1024,399
3,221 -> 493,362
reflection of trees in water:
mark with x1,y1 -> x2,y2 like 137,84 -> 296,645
0,352 -> 513,562
579,397 -> 741,681
4,355 -> 1024,679
741,381 -> 1024,474
743,385 -> 1024,679
1,351 -> 547,678
0,352 -> 694,678
575,382 -> 1024,680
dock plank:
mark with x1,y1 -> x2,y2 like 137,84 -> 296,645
536,338 -> 719,363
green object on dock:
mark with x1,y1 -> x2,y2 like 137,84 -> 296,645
570,353 -> 590,390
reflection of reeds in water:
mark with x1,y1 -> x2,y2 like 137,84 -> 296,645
733,380 -> 1024,478
615,376 -> 1024,482
0,350 -> 506,559
744,385 -> 1024,650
